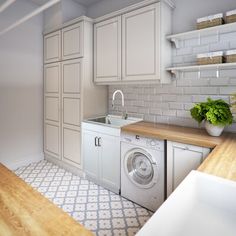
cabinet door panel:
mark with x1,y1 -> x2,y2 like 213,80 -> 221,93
45,124 -> 60,158
62,60 -> 81,94
83,130 -> 99,182
122,3 -> 160,81
44,31 -> 61,63
94,16 -> 121,83
63,97 -> 80,126
99,134 -> 120,194
44,63 -> 60,93
62,22 -> 83,60
63,128 -> 81,165
45,97 -> 59,122
167,141 -> 210,197
173,147 -> 204,189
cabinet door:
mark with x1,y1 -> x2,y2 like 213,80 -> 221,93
44,63 -> 61,159
82,130 -> 99,183
99,134 -> 120,194
61,59 -> 82,167
122,3 -> 160,81
167,141 -> 210,196
94,16 -> 121,83
62,22 -> 83,60
44,30 -> 61,63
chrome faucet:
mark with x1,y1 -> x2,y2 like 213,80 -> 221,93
112,90 -> 128,119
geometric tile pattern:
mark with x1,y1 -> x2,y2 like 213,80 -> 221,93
14,160 -> 153,236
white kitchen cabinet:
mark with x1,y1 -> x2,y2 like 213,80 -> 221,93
82,123 -> 120,194
122,4 -> 159,81
43,18 -> 107,170
44,30 -> 61,63
94,1 -> 172,84
61,59 -> 81,166
44,63 -> 61,159
94,16 -> 121,83
167,141 -> 210,197
83,130 -> 99,182
62,22 -> 83,60
99,133 -> 120,193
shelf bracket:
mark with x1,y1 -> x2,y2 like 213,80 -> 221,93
171,38 -> 180,48
170,70 -> 182,79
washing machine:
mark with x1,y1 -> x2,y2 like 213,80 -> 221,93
121,133 -> 165,212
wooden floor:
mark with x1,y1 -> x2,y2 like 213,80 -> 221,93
0,164 -> 93,236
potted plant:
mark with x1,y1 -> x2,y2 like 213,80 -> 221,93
190,98 -> 233,137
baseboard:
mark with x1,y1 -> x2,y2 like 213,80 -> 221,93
3,153 -> 44,170
45,154 -> 85,178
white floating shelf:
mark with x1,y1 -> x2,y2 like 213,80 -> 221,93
167,22 -> 236,47
166,62 -> 236,78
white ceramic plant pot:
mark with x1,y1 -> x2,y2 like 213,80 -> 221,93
205,121 -> 224,137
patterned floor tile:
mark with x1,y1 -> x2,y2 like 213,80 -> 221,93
14,160 -> 153,236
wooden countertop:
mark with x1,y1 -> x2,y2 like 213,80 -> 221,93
0,164 -> 93,236
122,121 -> 236,181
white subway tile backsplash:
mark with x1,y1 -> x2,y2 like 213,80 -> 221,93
108,33 -> 236,132
162,94 -> 177,102
169,102 -> 184,110
149,108 -> 162,115
192,45 -> 209,54
219,69 -> 236,78
190,78 -> 210,86
209,41 -> 229,51
200,35 -> 218,45
184,38 -> 199,47
177,110 -> 191,118
184,87 -> 201,94
220,32 -> 236,42
200,87 -> 219,95
210,78 -> 229,86
220,87 -> 236,95
176,47 -> 192,56
162,110 -> 177,117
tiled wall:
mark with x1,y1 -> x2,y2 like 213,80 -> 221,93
109,32 -> 236,132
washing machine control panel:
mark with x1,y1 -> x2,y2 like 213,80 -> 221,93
121,133 -> 164,151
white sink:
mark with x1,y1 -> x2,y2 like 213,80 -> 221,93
137,170 -> 236,236
85,115 -> 142,128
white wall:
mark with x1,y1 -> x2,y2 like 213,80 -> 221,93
172,0 -> 236,33
87,0 -> 144,18
43,0 -> 87,31
0,0 -> 44,169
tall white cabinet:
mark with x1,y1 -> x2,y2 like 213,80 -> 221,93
94,1 -> 173,84
44,17 -> 107,170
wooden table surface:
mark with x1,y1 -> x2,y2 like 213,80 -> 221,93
0,164 -> 93,236
122,121 -> 236,181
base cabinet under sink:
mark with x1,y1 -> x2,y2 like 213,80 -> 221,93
167,141 -> 210,197
82,124 -> 120,194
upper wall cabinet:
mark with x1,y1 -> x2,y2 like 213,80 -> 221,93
62,22 -> 84,60
94,16 -> 121,83
44,30 -> 61,64
122,4 -> 159,82
94,1 -> 173,84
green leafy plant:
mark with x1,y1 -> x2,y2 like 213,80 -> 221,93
190,98 -> 233,126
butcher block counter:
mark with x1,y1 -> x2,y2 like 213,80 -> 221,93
122,121 -> 236,181
0,164 -> 93,236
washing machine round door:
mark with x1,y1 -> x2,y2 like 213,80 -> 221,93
124,148 -> 158,189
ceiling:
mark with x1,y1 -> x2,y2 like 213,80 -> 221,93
30,0 -> 102,7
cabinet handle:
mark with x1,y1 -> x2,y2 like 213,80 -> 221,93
95,137 -> 98,146
98,137 -> 101,147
